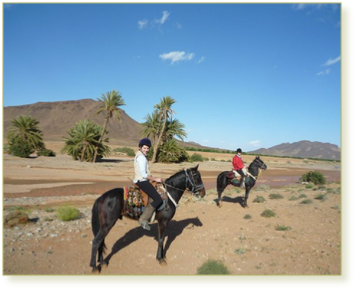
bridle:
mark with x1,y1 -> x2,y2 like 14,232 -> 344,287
163,168 -> 204,195
185,168 -> 205,194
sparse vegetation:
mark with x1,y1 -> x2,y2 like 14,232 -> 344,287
113,147 -> 135,157
234,248 -> 246,255
197,259 -> 231,275
37,149 -> 56,157
56,205 -> 80,221
315,194 -> 328,202
189,153 -> 204,162
275,224 -> 291,231
300,171 -> 326,185
253,196 -> 266,203
243,214 -> 252,220
269,193 -> 284,200
261,209 -> 276,218
300,199 -> 313,204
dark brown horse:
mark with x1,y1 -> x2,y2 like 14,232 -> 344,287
216,156 -> 267,208
89,165 -> 205,273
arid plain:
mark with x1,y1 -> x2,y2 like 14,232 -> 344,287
3,142 -> 341,275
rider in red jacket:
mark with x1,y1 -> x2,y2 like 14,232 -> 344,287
232,148 -> 246,188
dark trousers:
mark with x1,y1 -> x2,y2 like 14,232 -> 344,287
136,180 -> 163,209
237,169 -> 245,179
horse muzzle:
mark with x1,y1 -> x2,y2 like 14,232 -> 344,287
197,187 -> 206,198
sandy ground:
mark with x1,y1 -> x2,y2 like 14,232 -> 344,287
2,149 -> 341,276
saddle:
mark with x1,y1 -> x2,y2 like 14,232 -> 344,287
122,181 -> 167,219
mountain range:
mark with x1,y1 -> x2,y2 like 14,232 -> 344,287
3,99 -> 340,160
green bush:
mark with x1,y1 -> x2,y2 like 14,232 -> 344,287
300,199 -> 313,204
8,138 -> 34,158
56,205 -> 80,221
275,224 -> 291,231
269,193 -> 284,200
300,171 -> 326,185
253,196 -> 266,203
189,153 -> 204,162
37,149 -> 56,157
113,147 -> 135,157
261,209 -> 276,218
197,259 -> 231,275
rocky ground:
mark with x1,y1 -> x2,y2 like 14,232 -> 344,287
2,152 -> 341,276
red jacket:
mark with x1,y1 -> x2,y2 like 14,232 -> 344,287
232,155 -> 244,170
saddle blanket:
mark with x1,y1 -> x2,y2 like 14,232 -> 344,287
123,183 -> 166,219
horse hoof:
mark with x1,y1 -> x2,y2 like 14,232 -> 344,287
159,259 -> 167,266
91,267 -> 100,274
218,201 -> 222,208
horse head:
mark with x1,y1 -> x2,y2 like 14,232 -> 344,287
186,164 -> 206,198
253,156 -> 267,170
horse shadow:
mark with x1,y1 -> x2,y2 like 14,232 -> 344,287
104,217 -> 203,266
214,195 -> 246,208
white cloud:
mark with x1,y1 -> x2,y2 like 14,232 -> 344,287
197,57 -> 205,64
249,140 -> 261,148
159,51 -> 195,64
323,56 -> 341,66
158,11 -> 170,24
317,69 -> 331,76
138,19 -> 148,30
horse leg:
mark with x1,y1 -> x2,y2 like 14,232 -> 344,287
243,187 -> 251,208
90,228 -> 109,273
217,175 -> 228,208
156,219 -> 168,265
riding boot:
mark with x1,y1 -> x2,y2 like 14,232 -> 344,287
138,203 -> 156,231
240,177 -> 245,188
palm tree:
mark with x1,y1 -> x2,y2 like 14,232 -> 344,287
93,89 -> 125,162
165,119 -> 187,142
142,112 -> 160,144
151,96 -> 176,163
62,119 -> 110,162
6,115 -> 45,157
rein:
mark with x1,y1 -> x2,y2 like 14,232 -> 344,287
162,169 -> 204,207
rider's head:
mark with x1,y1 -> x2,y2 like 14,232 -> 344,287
236,148 -> 242,154
139,138 -> 152,148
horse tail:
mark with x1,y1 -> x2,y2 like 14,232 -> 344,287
217,171 -> 228,194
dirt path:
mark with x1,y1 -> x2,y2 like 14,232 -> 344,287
2,153 -> 341,275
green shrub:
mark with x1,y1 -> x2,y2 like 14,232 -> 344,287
315,194 -> 328,202
113,147 -> 135,157
305,184 -> 314,189
189,153 -> 204,162
269,193 -> 284,200
300,199 -> 313,204
253,196 -> 266,203
256,185 -> 271,191
56,205 -> 80,221
197,259 -> 231,275
234,248 -> 246,255
8,138 -> 34,158
261,209 -> 276,218
300,171 -> 326,185
275,224 -> 291,231
243,214 -> 252,220
37,149 -> 56,157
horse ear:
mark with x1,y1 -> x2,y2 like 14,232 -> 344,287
194,164 -> 199,170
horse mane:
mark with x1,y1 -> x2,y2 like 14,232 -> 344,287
165,169 -> 186,187
248,157 -> 259,171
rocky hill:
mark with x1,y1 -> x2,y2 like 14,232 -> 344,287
3,99 -> 207,149
248,140 -> 340,160
3,99 -> 143,146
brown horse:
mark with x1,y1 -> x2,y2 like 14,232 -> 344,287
89,165 -> 205,273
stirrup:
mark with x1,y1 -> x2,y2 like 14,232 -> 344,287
138,220 -> 151,231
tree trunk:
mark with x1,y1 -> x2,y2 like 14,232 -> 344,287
81,142 -> 88,162
151,116 -> 167,163
92,115 -> 109,163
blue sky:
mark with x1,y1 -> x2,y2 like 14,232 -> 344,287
3,2 -> 341,151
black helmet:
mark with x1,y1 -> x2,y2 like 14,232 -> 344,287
139,138 -> 152,148
236,148 -> 242,153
